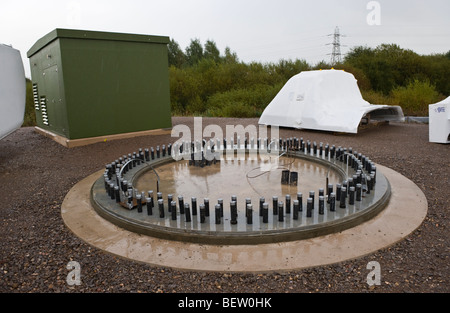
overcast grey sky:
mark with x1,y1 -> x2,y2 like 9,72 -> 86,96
1,0 -> 449,78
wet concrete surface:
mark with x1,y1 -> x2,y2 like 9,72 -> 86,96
134,156 -> 342,230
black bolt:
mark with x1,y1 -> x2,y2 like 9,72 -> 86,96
185,203 -> 191,222
366,177 -> 372,194
297,192 -> 303,211
218,198 -> 224,217
336,184 -> 342,201
309,191 -> 315,208
262,203 -> 269,223
259,197 -> 265,216
247,204 -> 253,224
146,197 -> 152,215
285,195 -> 291,214
204,198 -> 210,217
179,196 -> 185,214
158,199 -> 165,218
167,194 -> 173,212
272,196 -> 278,215
319,196 -> 324,215
330,193 -> 336,212
327,184 -> 333,203
191,197 -> 197,215
349,186 -> 355,205
137,194 -> 142,213
148,190 -> 154,208
215,204 -> 221,224
230,201 -> 238,224
200,204 -> 206,223
278,201 -> 284,222
356,183 -> 362,201
293,200 -> 299,220
340,187 -> 347,209
307,198 -> 313,217
348,177 -> 354,191
114,186 -> 120,203
121,179 -> 127,192
171,201 -> 177,220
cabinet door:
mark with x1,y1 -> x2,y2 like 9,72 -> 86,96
42,64 -> 68,136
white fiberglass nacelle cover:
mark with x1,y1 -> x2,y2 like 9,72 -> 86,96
429,96 -> 450,144
0,44 -> 26,140
258,69 -> 404,133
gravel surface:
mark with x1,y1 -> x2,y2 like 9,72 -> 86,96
0,117 -> 448,293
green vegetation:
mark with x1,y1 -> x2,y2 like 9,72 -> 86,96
168,40 -> 448,118
24,79 -> 36,127
168,38 -> 310,116
391,79 -> 442,116
341,44 -> 448,115
23,41 -> 449,127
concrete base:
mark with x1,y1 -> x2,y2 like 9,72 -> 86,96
61,164 -> 427,272
35,126 -> 172,148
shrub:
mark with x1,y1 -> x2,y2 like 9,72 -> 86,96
23,79 -> 36,127
360,89 -> 395,105
391,79 -> 444,116
209,102 -> 257,118
205,83 -> 283,118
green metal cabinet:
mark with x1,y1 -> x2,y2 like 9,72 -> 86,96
27,28 -> 172,140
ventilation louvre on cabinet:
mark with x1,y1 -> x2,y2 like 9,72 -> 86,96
32,84 -> 40,110
40,96 -> 49,125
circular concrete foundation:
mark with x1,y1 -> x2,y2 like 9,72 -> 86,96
61,163 -> 427,272
91,148 -> 391,245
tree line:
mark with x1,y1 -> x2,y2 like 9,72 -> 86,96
168,38 -> 449,117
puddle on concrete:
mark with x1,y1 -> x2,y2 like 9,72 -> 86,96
132,155 -> 343,231
136,156 -> 340,207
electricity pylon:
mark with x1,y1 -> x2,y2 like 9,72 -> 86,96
327,26 -> 345,66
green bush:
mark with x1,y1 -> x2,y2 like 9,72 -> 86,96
391,79 -> 444,116
209,102 -> 257,118
360,89 -> 395,105
23,79 -> 36,127
205,83 -> 283,118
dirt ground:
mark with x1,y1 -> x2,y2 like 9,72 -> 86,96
0,117 -> 448,293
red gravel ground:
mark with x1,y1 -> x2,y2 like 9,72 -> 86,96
0,117 -> 448,294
